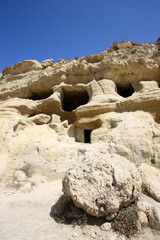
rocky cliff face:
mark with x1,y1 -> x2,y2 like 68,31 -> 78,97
0,40 -> 160,235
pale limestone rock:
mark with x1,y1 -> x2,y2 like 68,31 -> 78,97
139,163 -> 160,202
59,59 -> 68,64
152,52 -> 160,66
20,182 -> 32,193
100,222 -> 111,231
0,41 -> 159,204
14,170 -> 27,182
138,211 -> 149,227
41,59 -> 54,68
2,59 -> 42,75
0,40 -> 160,233
154,55 -> 160,66
0,42 -> 159,100
63,152 -> 141,218
49,122 -> 67,135
90,232 -> 96,239
0,108 -> 80,187
138,194 -> 160,230
133,80 -> 159,93
91,111 -> 157,166
88,79 -> 122,104
112,41 -> 134,49
29,114 -> 51,124
50,114 -> 61,123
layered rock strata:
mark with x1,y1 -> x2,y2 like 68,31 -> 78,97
0,40 -> 160,232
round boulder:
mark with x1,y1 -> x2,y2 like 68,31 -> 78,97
63,153 -> 142,218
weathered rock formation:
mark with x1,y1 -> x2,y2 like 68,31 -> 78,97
63,152 -> 142,218
0,39 -> 160,233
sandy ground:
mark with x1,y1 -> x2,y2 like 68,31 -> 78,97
0,180 -> 160,240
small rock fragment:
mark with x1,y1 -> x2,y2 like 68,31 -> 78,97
138,211 -> 149,227
90,232 -> 96,239
14,170 -> 27,182
100,222 -> 111,231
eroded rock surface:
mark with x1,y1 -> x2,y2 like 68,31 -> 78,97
139,163 -> 160,202
63,152 -> 141,218
138,194 -> 160,230
0,40 -> 160,235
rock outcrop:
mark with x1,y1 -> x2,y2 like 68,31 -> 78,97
0,39 -> 160,234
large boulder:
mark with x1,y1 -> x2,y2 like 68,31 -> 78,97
63,152 -> 142,218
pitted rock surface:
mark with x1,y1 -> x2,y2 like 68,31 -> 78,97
63,152 -> 142,217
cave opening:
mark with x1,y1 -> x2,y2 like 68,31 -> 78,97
62,88 -> 89,112
116,83 -> 134,98
29,90 -> 53,100
84,129 -> 92,143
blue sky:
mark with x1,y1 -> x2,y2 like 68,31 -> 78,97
0,0 -> 160,72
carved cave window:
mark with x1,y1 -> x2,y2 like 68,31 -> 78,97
62,88 -> 89,111
116,83 -> 134,98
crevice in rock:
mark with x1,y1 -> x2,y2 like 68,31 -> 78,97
116,83 -> 134,98
13,122 -> 26,132
29,90 -> 53,100
112,171 -> 117,187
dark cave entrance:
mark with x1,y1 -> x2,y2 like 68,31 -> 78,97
29,90 -> 53,100
62,88 -> 89,111
116,84 -> 134,98
84,129 -> 92,143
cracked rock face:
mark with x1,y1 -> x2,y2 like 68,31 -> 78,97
63,152 -> 142,218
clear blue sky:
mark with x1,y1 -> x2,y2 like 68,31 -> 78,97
0,0 -> 160,72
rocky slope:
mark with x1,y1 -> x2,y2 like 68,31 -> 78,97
0,39 -> 160,239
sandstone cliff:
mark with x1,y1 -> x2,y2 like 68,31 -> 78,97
0,40 -> 160,239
